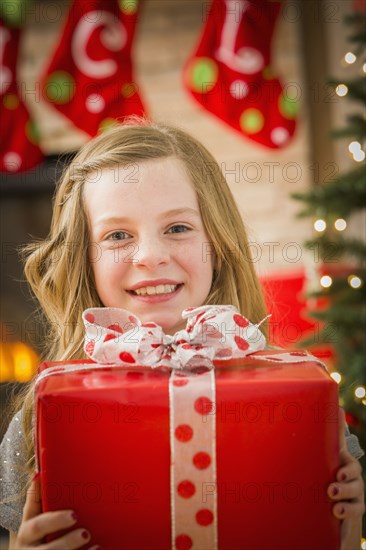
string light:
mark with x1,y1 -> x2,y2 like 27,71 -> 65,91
361,538 -> 366,550
348,141 -> 361,153
320,275 -> 332,288
347,141 -> 365,162
344,52 -> 356,64
314,219 -> 326,232
348,275 -> 362,288
330,372 -> 341,384
355,386 -> 366,399
363,63 -> 366,74
353,149 -> 365,162
336,84 -> 348,97
334,218 -> 347,231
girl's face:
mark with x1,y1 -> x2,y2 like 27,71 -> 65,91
84,156 -> 215,335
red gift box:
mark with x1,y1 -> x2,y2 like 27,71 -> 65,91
35,355 -> 340,549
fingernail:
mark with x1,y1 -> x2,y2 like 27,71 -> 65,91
330,486 -> 339,497
70,511 -> 78,522
338,506 -> 345,516
32,472 -> 40,482
81,530 -> 90,540
340,472 -> 347,481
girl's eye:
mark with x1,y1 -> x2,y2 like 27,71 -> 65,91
167,225 -> 191,234
108,231 -> 129,241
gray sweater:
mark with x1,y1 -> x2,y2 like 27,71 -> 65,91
0,409 -> 364,534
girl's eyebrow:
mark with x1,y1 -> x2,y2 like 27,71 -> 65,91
95,208 -> 200,227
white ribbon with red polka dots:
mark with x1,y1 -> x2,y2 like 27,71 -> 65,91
81,304 -> 327,370
82,304 -> 268,368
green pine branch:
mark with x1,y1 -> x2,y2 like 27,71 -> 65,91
291,165 -> 366,216
303,235 -> 366,262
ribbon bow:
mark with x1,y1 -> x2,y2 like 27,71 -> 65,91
82,304 -> 269,369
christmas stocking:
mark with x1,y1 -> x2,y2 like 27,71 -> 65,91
183,0 -> 297,149
41,0 -> 145,137
0,20 -> 44,172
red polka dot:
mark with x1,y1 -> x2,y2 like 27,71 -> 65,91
173,378 -> 189,387
193,451 -> 211,469
196,508 -> 214,526
128,315 -> 137,323
234,335 -> 249,350
192,451 -> 211,470
85,340 -> 95,355
290,351 -> 307,356
119,351 -> 136,363
107,323 -> 123,333
151,343 -> 161,348
190,365 -> 210,375
85,313 -> 95,323
269,357 -> 283,362
194,396 -> 214,415
175,534 -> 193,550
233,314 -> 249,328
175,424 -> 193,442
176,339 -> 187,345
181,343 -> 192,350
177,480 -> 195,498
103,333 -> 116,343
143,322 -> 157,328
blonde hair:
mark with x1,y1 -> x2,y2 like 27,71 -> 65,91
18,117 -> 269,474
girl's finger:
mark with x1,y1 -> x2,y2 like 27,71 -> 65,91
332,500 -> 366,519
22,474 -> 42,522
19,510 -> 78,545
336,458 -> 362,483
328,478 -> 364,501
39,527 -> 91,550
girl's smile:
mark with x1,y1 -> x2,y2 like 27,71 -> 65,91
84,156 -> 215,335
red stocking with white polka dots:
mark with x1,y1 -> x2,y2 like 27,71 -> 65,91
0,21 -> 44,173
41,0 -> 145,137
183,0 -> 297,149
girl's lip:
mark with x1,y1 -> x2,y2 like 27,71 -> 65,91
126,283 -> 184,303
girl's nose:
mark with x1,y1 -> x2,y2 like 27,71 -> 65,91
132,237 -> 170,269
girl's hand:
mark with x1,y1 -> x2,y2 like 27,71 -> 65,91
327,407 -> 365,549
13,474 -> 101,549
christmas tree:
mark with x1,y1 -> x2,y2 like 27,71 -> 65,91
292,8 -> 366,526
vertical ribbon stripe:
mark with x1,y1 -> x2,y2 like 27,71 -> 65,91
169,366 -> 218,550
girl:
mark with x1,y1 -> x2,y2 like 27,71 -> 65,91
1,119 -> 364,549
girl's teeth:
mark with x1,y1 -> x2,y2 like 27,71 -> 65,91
133,284 -> 178,296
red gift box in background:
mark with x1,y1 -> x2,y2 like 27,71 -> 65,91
35,355 -> 340,550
